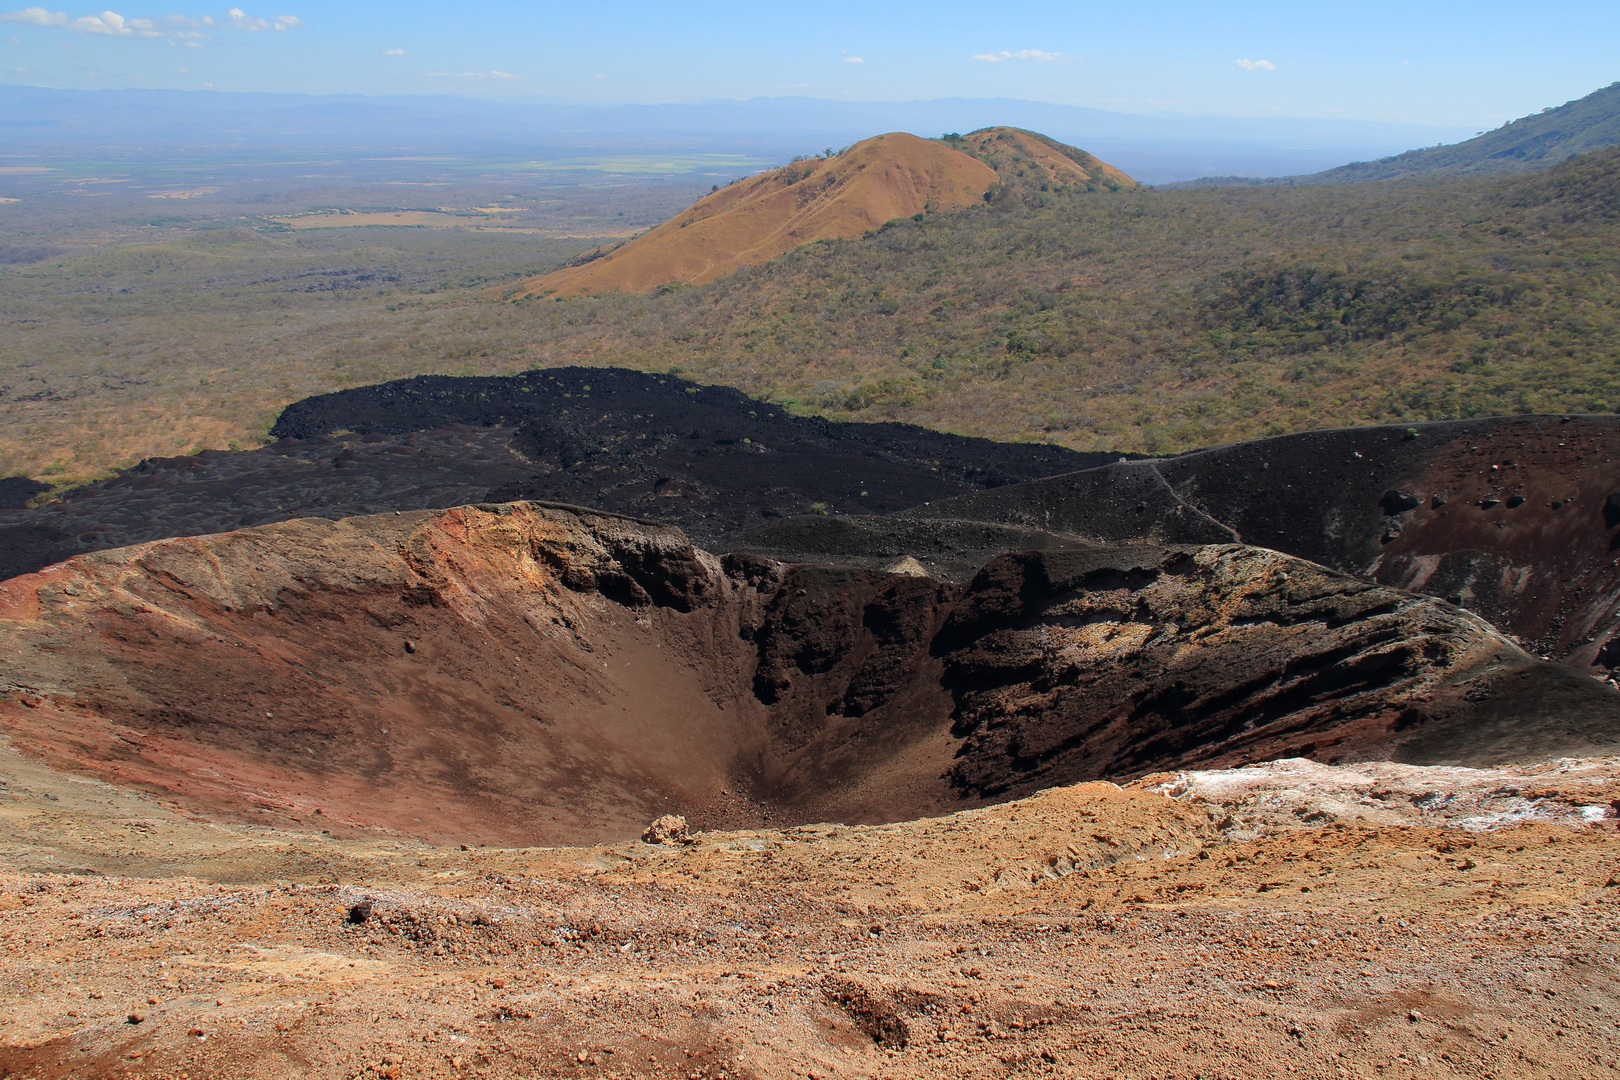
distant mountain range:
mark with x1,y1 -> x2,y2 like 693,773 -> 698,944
1177,81 -> 1620,186
0,84 -> 1474,185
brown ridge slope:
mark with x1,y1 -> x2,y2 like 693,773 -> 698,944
3,501 -> 1617,848
953,125 -> 1138,192
516,132 -> 998,296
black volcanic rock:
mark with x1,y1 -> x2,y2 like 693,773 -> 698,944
7,367 -> 1619,687
887,415 -> 1620,664
1380,490 -> 1422,515
276,368 -> 1104,533
0,426 -> 538,582
0,477 -> 48,510
0,368 -> 1106,582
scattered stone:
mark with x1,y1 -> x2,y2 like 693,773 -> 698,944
347,900 -> 373,924
642,815 -> 691,845
126,1012 -> 145,1024
1380,490 -> 1422,515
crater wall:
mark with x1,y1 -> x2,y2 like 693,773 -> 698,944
3,503 -> 1613,846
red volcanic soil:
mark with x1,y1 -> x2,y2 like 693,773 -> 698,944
1368,418 -> 1620,665
3,502 -> 1616,850
514,133 -> 998,296
0,506 -> 783,848
5,763 -> 1620,1080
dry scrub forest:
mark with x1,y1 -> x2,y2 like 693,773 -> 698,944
2,144 -> 1618,489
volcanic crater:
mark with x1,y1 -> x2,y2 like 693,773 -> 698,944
4,371 -> 1620,849
3,495 -> 1616,849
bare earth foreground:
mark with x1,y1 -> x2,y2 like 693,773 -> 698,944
3,739 -> 1620,1080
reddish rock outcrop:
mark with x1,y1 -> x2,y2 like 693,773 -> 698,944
2,502 -> 1614,846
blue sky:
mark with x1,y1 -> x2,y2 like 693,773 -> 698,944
2,1 -> 1616,126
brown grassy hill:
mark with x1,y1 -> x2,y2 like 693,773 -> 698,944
949,125 -> 1138,194
517,132 -> 998,297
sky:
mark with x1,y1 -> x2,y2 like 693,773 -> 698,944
1,1 -> 1616,127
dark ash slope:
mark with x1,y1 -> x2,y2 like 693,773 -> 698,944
0,368 -> 1105,582
733,415 -> 1620,669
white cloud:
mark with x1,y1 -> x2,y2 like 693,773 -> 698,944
382,47 -> 403,56
1,8 -> 159,35
840,54 -> 863,63
225,7 -> 299,30
426,69 -> 517,80
3,8 -> 67,27
974,49 -> 1066,63
0,7 -> 302,40
1236,58 -> 1276,70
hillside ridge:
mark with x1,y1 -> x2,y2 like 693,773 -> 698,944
948,126 -> 1138,197
1178,80 -> 1620,186
515,132 -> 997,296
514,128 -> 1138,297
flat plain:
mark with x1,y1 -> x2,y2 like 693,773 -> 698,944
0,148 -> 725,485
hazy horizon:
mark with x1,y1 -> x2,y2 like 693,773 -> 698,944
0,83 -> 1492,184
1,1 -> 1615,129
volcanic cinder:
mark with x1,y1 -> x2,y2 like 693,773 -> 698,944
0,367 -> 1101,583
4,379 -> 1620,1079
3,500 -> 1616,849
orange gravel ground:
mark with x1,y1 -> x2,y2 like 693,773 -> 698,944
2,742 -> 1620,1080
